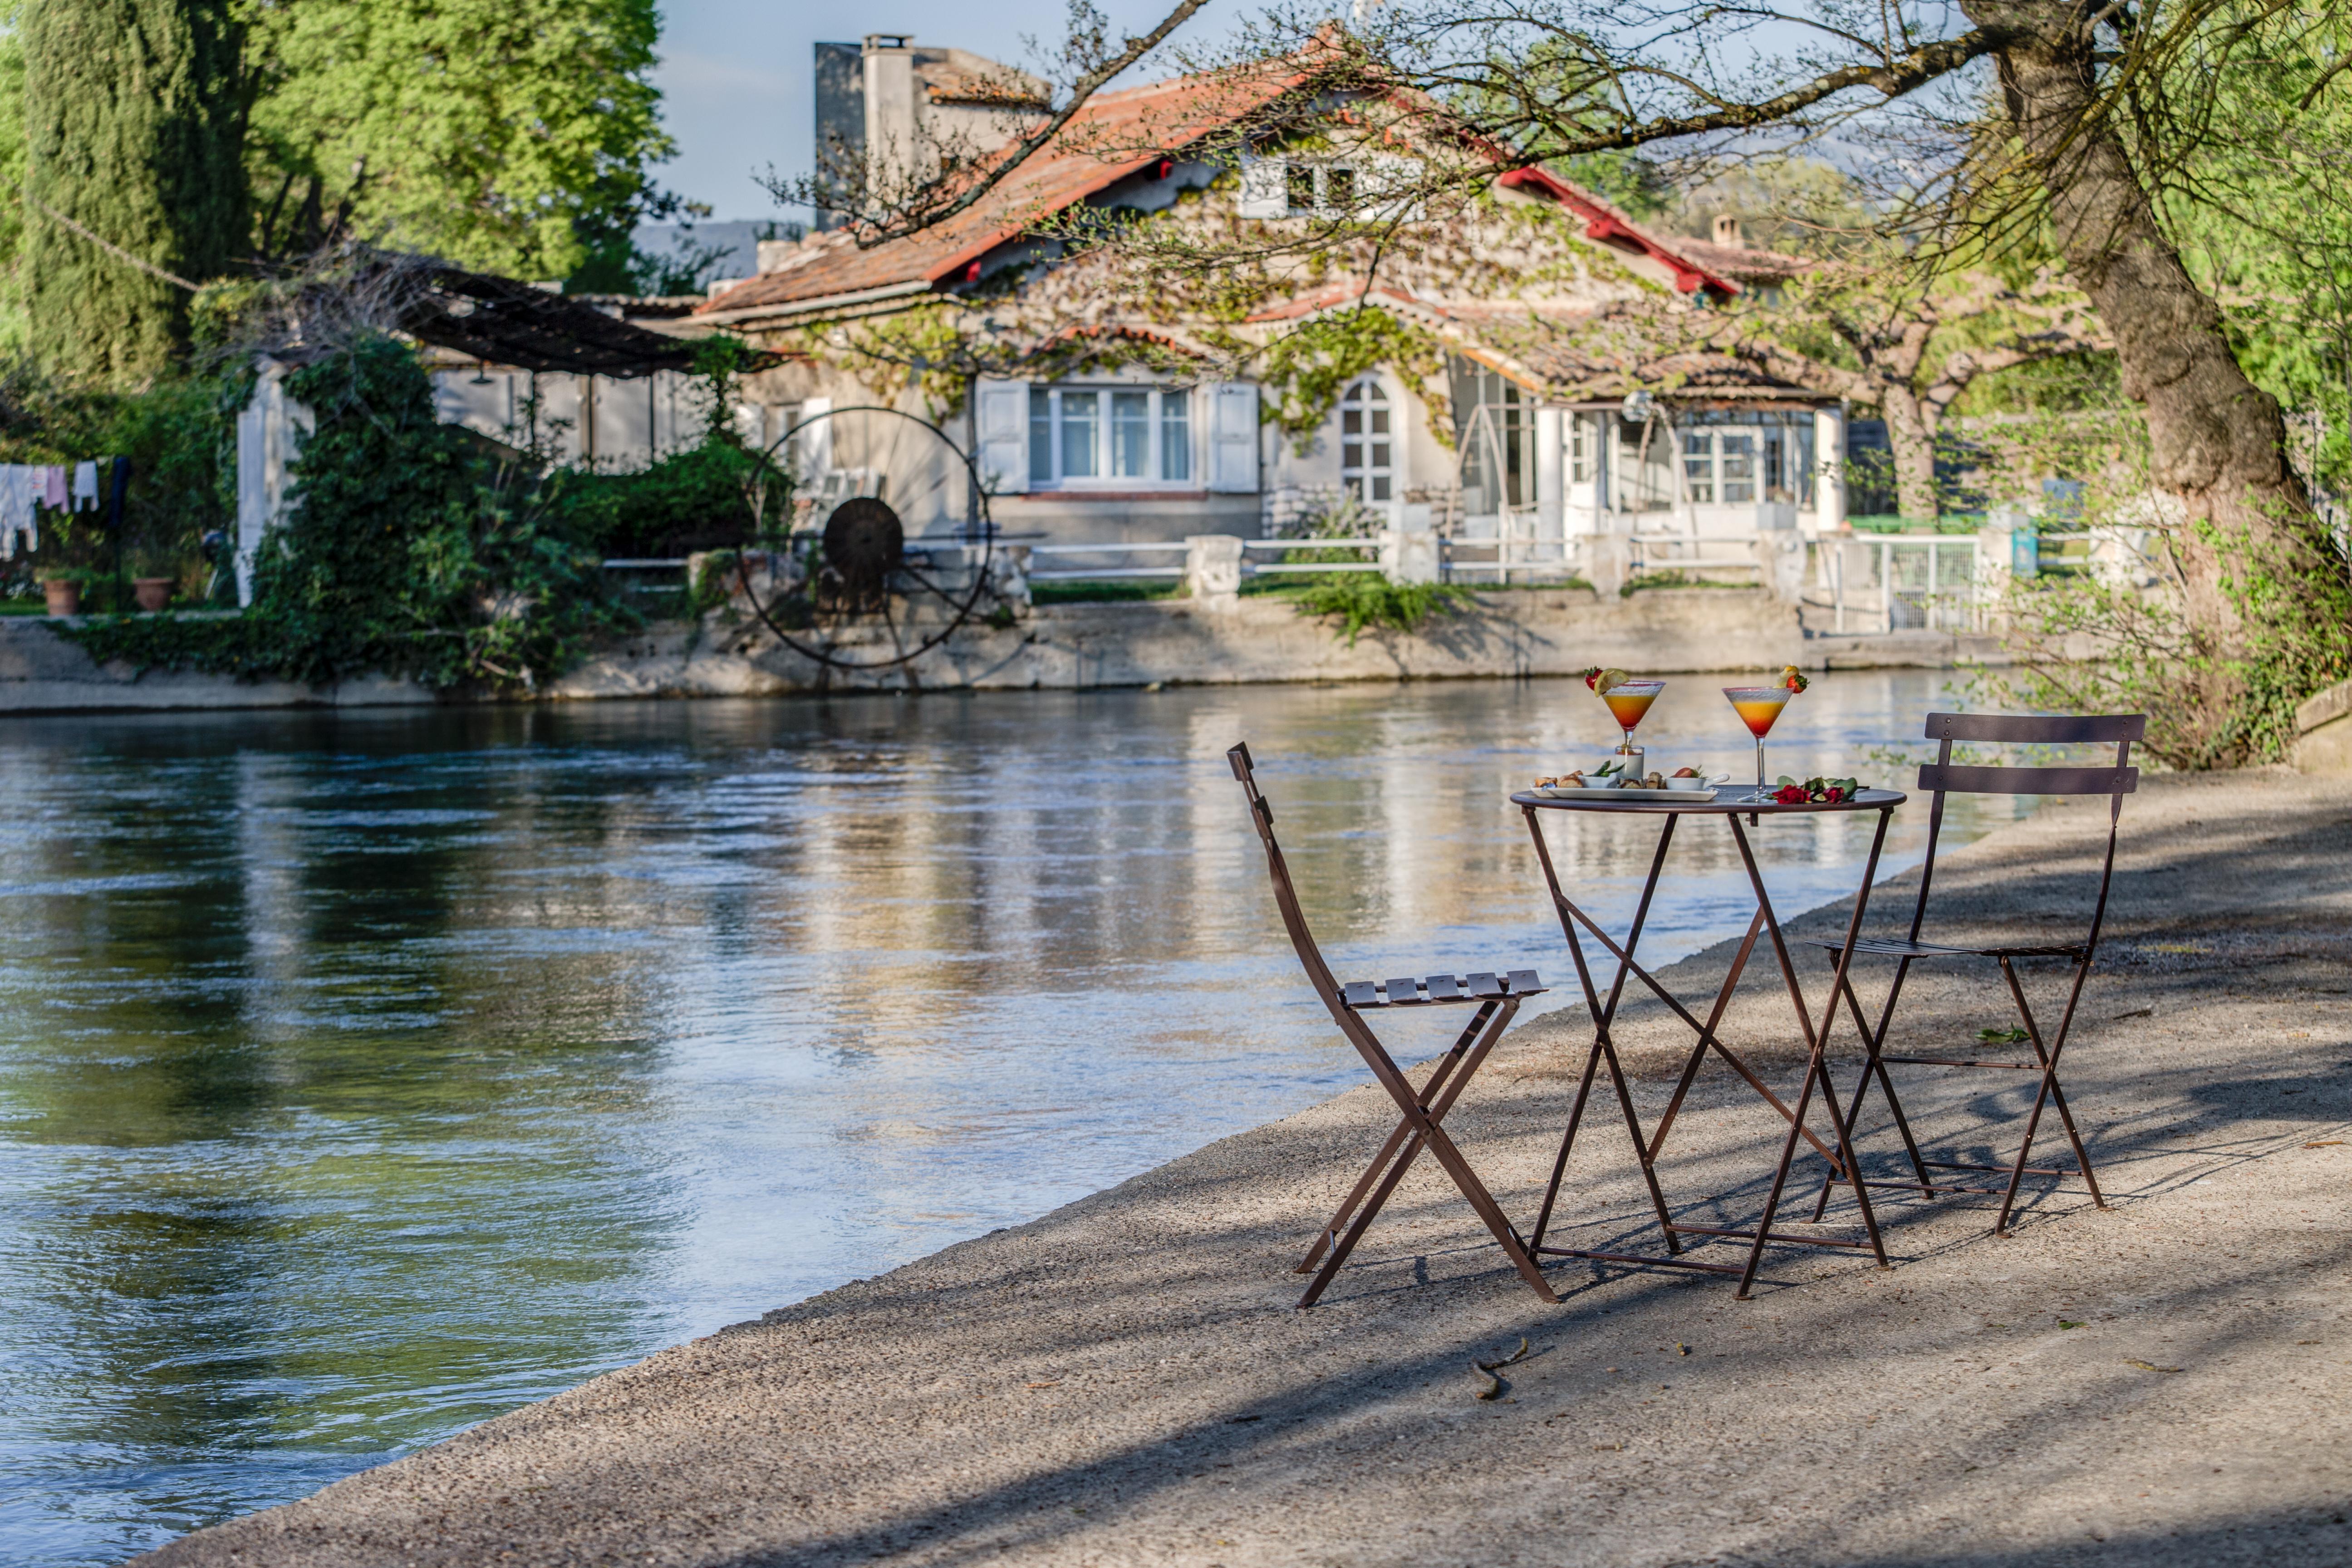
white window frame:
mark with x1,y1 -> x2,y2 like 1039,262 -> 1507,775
1680,427 -> 1762,507
1243,155 -> 1426,221
1026,385 -> 1196,489
1338,378 -> 1396,504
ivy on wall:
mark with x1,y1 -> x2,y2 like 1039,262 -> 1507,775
62,332 -> 639,689
1239,305 -> 1452,452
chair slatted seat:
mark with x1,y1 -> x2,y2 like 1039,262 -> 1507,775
1230,741 -> 1557,1308
1342,970 -> 1547,1009
1806,710 -> 2142,1236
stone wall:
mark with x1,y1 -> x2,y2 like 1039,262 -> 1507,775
548,587 -> 1808,698
0,587 -> 1809,713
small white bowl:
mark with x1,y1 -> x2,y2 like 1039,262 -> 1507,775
1664,774 -> 1713,791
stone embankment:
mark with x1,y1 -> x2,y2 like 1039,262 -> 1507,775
142,769 -> 2352,1567
1,588 -> 1827,713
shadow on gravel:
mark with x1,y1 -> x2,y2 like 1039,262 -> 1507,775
1813,1507 -> 2352,1568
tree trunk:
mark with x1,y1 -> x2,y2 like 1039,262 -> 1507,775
1879,384 -> 1941,523
1968,0 -> 2344,760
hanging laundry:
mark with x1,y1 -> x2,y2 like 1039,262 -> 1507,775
0,467 -> 29,558
42,465 -> 67,510
72,460 -> 97,508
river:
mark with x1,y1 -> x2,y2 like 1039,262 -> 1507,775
0,673 -> 2023,1564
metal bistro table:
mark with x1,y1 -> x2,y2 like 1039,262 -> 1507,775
1511,785 -> 1907,1298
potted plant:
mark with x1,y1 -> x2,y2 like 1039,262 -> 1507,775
123,543 -> 180,612
39,571 -> 79,617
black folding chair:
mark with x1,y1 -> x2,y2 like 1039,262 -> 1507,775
1810,711 -> 2142,1236
1229,742 -> 1556,1308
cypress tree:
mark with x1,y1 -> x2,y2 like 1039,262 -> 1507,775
22,0 -> 245,385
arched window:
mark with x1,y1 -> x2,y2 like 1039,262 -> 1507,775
1339,379 -> 1394,503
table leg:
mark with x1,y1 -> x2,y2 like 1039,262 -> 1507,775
1727,807 -> 1893,1298
1522,808 -> 1679,1248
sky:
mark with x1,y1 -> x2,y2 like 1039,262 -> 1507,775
648,0 -> 1212,222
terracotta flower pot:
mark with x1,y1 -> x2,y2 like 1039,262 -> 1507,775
133,577 -> 173,613
42,579 -> 79,617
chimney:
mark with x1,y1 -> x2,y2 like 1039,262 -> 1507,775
1713,213 -> 1745,249
863,34 -> 918,199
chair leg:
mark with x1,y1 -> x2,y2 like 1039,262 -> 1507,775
1811,958 -> 1933,1221
1297,1003 -> 1497,1273
1303,1001 -> 1555,1307
1994,959 -> 2103,1236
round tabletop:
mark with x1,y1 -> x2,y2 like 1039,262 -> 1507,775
1510,786 -> 1907,816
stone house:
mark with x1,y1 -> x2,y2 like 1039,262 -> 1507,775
447,35 -> 1850,577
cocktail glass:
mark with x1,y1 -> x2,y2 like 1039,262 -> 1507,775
1601,678 -> 1665,760
1721,686 -> 1792,801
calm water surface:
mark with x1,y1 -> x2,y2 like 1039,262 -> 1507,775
0,673 -> 2019,1564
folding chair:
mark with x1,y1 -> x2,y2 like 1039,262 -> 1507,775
1810,711 -> 2142,1236
1229,742 -> 1556,1308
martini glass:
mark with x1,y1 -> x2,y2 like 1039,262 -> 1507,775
1601,678 -> 1665,767
1722,685 -> 1792,802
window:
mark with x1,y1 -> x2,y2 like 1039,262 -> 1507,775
1286,163 -> 1317,213
1719,432 -> 1757,504
1569,415 -> 1592,484
1449,356 -> 1536,515
1339,379 -> 1393,503
1683,429 -> 1715,504
1285,162 -> 1363,216
1027,386 -> 1194,485
1672,421 -> 1783,508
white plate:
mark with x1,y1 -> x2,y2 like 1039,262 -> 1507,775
1533,785 -> 1719,801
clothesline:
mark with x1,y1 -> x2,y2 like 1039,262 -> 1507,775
0,460 -> 114,560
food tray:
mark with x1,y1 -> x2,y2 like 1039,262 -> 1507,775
1531,785 -> 1720,801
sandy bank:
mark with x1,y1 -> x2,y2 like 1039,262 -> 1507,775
140,770 -> 2352,1568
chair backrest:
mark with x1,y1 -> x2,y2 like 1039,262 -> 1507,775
1228,742 -> 1353,1028
1905,711 -> 2145,949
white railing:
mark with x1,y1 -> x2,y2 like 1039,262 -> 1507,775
1821,536 -> 1983,634
1242,538 -> 1382,574
1627,532 -> 1767,583
1026,542 -> 1189,581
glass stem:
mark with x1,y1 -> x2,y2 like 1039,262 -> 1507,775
1756,738 -> 1766,796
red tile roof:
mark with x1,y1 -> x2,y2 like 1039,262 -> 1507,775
698,71 -> 1300,321
698,69 -> 1740,321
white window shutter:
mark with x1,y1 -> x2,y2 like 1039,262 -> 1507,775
1207,382 -> 1260,493
973,378 -> 1030,493
1238,157 -> 1287,219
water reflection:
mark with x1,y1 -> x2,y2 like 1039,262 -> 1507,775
0,673 -> 2016,1564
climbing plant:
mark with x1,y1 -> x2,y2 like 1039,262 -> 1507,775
63,332 -> 636,688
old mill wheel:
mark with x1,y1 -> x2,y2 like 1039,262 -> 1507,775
732,403 -> 998,672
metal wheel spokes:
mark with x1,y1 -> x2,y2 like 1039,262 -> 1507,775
732,403 -> 996,672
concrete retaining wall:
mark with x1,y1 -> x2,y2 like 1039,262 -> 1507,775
0,587 -> 1811,713
549,586 -> 1809,698
2295,677 -> 2352,775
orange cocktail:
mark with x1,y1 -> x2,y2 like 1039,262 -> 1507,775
1722,684 -> 1797,801
1603,687 -> 1660,731
1601,678 -> 1665,758
1728,692 -> 1788,739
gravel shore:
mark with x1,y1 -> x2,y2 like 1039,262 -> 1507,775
140,769 -> 2352,1568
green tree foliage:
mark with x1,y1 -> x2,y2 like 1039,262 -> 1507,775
242,0 -> 675,285
21,0 -> 246,384
2145,5 -> 2352,497
0,2 -> 26,354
